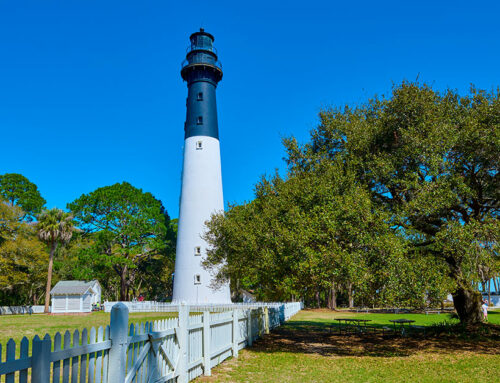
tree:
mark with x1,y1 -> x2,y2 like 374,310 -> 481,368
0,173 -> 46,221
0,199 -> 48,305
203,83 -> 497,321
204,162 -> 414,307
68,182 -> 170,301
285,83 -> 499,323
0,199 -> 23,245
37,208 -> 74,313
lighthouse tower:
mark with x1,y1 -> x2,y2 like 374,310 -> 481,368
172,29 -> 231,304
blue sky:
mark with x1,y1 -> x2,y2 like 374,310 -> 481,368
1,1 -> 499,218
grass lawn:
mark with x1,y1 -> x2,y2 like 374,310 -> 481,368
197,309 -> 500,383
0,311 -> 176,352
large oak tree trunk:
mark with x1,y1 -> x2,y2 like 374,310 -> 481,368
452,287 -> 483,324
44,241 -> 56,313
447,257 -> 483,324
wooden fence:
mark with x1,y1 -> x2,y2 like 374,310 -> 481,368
103,301 -> 302,320
0,302 -> 302,383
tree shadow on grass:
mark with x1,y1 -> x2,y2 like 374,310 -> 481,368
250,320 -> 500,358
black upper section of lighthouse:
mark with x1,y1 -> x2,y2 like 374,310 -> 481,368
181,29 -> 223,140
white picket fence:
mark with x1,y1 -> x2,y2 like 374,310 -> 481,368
0,306 -> 46,315
103,301 -> 301,321
0,302 -> 302,383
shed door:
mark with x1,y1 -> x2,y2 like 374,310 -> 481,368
67,295 -> 80,311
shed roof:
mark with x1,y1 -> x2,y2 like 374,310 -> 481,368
50,280 -> 99,295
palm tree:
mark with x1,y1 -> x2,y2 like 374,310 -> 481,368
37,208 -> 74,313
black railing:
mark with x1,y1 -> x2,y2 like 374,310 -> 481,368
181,57 -> 222,70
186,44 -> 218,55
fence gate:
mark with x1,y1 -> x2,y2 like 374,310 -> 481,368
123,314 -> 181,383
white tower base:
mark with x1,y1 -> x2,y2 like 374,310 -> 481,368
172,136 -> 231,304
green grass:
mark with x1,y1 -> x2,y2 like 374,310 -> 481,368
198,309 -> 500,383
292,307 -> 500,326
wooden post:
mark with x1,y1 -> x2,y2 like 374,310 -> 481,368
203,310 -> 211,376
247,309 -> 253,346
147,322 -> 158,382
32,338 -> 51,383
264,307 -> 270,334
108,302 -> 129,383
232,309 -> 239,357
177,304 -> 189,383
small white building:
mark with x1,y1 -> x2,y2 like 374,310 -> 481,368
50,280 -> 101,313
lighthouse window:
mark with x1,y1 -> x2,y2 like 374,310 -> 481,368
194,246 -> 201,255
196,141 -> 203,150
197,116 -> 203,125
194,274 -> 201,285
197,92 -> 203,101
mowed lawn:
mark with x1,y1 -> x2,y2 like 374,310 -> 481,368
0,311 -> 176,349
198,309 -> 500,383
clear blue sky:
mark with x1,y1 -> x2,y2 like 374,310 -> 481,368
1,1 -> 499,218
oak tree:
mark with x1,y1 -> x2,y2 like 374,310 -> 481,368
68,182 -> 170,301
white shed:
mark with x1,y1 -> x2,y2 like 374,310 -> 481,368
50,280 -> 101,313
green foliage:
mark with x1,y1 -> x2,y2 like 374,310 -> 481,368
0,200 -> 48,305
0,178 -> 175,304
0,173 -> 46,221
52,232 -> 121,301
287,83 -> 499,321
37,209 -> 74,246
205,83 -> 498,323
68,182 -> 173,301
205,162 -> 414,306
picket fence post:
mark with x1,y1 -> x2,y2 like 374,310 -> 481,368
108,302 -> 129,383
232,309 -> 239,358
202,310 -> 211,376
247,309 -> 253,346
177,304 -> 189,383
32,338 -> 51,383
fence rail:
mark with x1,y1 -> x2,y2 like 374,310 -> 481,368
0,302 -> 302,382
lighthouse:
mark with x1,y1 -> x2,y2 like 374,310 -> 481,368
172,29 -> 231,304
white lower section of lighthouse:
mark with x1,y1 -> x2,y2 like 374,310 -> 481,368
172,135 -> 232,304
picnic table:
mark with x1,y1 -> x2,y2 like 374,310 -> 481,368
389,319 -> 415,336
335,318 -> 372,334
